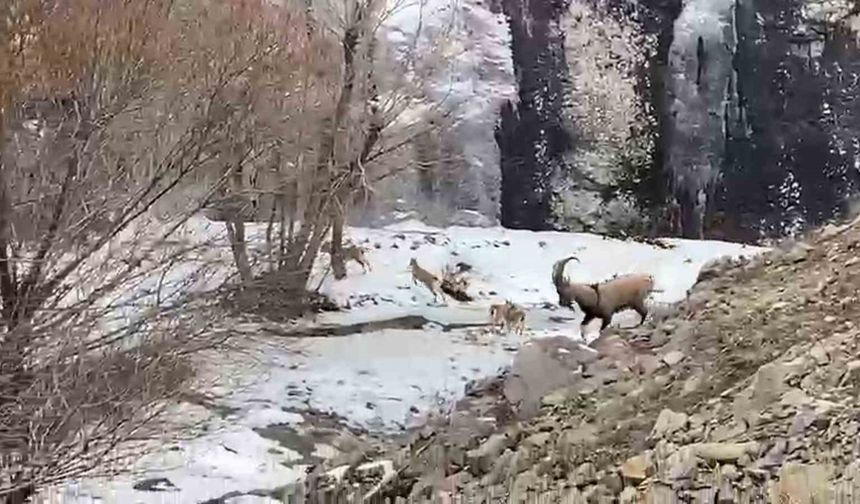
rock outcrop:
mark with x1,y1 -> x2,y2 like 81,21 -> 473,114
365,218 -> 860,501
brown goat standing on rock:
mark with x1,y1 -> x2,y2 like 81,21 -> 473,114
552,256 -> 658,332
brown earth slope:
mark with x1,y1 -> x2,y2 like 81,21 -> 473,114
377,219 -> 860,502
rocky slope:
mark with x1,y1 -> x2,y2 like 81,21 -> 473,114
365,216 -> 860,502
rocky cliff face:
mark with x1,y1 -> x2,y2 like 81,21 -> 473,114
713,0 -> 860,242
663,0 -> 736,239
549,0 -> 860,241
375,0 -> 516,226
491,0 -> 571,230
377,0 -> 860,242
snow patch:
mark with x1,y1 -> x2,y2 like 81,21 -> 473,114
51,217 -> 768,503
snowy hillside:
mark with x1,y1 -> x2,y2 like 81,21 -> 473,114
51,218 -> 768,504
314,219 -> 761,323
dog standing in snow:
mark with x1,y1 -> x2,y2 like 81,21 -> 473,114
489,300 -> 526,336
409,258 -> 446,303
321,241 -> 372,274
488,302 -> 509,332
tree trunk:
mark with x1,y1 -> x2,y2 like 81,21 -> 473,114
290,5 -> 367,285
225,220 -> 253,285
225,152 -> 255,285
330,199 -> 347,280
677,189 -> 704,239
265,196 -> 277,273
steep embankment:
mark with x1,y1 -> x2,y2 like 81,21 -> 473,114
383,218 -> 860,501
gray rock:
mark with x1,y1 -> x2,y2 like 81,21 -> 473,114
560,486 -> 587,503
466,433 -> 510,476
692,487 -> 717,502
574,462 -> 598,487
132,478 -> 177,492
636,354 -> 664,376
682,374 -> 703,395
780,388 -> 813,409
620,453 -> 651,482
512,446 -> 534,474
651,409 -> 689,439
328,448 -> 366,469
784,243 -> 813,263
648,330 -> 670,347
693,442 -> 759,462
733,362 -> 791,426
819,223 -> 843,240
481,449 -> 516,486
581,483 -> 614,504
710,421 -> 748,442
662,351 -> 685,367
643,482 -> 675,503
535,456 -> 554,477
522,432 -> 552,450
717,478 -> 737,503
720,464 -> 740,480
600,471 -> 623,495
756,438 -> 787,471
540,388 -> 570,407
619,486 -> 638,504
788,407 -> 819,437
809,344 -> 830,365
689,413 -> 706,430
511,469 -> 540,498
667,446 -> 697,481
774,463 -> 831,503
686,290 -> 711,311
560,424 -> 598,449
504,337 -> 596,419
450,209 -> 495,227
696,257 -> 731,283
686,425 -> 705,442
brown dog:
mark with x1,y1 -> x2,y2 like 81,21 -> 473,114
488,300 -> 526,335
321,241 -> 372,273
410,258 -> 446,303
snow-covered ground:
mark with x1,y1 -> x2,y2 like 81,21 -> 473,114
46,217 -> 768,504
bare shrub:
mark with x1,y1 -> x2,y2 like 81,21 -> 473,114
0,0 -> 278,499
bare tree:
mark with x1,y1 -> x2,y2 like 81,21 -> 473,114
0,0 -> 283,500
209,0 -> 456,316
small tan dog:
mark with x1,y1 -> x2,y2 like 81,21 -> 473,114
489,300 -> 526,335
321,241 -> 372,274
409,258 -> 446,303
